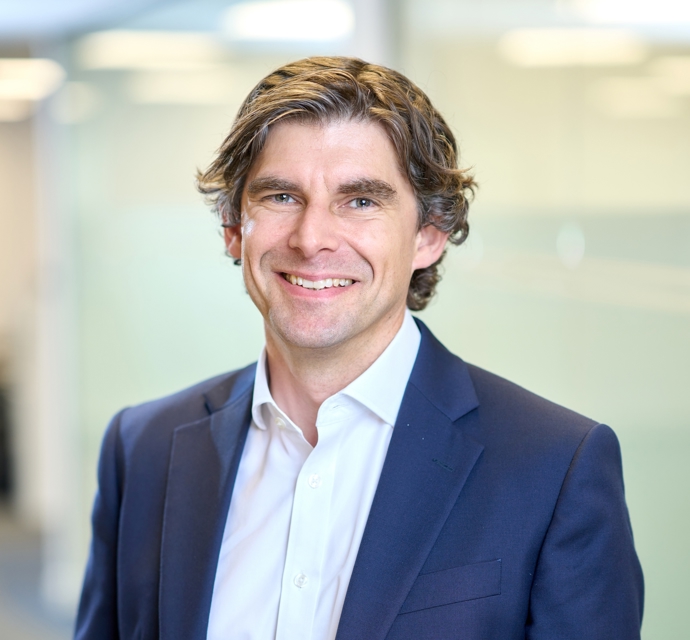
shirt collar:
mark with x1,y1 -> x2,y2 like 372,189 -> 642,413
251,349 -> 275,430
337,310 -> 420,426
251,310 -> 421,429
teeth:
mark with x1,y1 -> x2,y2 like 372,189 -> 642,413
285,274 -> 353,289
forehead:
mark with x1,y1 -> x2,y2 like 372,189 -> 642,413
247,118 -> 406,182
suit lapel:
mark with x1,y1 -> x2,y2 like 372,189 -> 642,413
336,322 -> 484,640
158,366 -> 255,640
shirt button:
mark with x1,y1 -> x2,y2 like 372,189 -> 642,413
307,474 -> 322,489
274,416 -> 286,429
293,573 -> 308,588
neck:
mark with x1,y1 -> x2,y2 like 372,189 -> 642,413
265,311 -> 406,446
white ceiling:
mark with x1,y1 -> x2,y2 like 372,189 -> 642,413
2,0 -> 689,46
0,0 -> 165,40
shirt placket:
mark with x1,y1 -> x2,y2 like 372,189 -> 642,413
274,402 -> 347,640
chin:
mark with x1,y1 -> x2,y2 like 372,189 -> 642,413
268,310 -> 359,351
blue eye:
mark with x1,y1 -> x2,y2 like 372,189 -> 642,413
351,198 -> 373,208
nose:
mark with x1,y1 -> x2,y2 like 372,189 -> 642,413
288,202 -> 340,258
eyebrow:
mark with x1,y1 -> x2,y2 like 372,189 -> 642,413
246,177 -> 300,196
337,178 -> 398,204
246,175 -> 399,204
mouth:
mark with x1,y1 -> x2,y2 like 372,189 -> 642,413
282,272 -> 355,290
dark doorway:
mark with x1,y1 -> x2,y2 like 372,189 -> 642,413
0,386 -> 12,501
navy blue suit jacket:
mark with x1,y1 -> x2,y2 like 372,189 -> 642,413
75,321 -> 643,639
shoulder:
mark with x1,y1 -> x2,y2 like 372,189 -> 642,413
415,318 -> 599,434
452,365 -> 625,534
464,362 -> 611,473
467,363 -> 597,434
413,319 -> 606,461
112,362 -> 256,455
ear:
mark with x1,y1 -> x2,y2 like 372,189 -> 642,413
223,224 -> 242,260
411,224 -> 449,271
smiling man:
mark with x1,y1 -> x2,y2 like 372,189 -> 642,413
225,118 -> 447,447
75,57 -> 643,640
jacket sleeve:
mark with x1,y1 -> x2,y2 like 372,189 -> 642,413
526,423 -> 644,639
74,410 -> 126,640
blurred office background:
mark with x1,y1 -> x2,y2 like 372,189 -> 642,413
1,0 -> 689,637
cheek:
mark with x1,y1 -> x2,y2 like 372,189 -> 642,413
388,224 -> 420,270
239,220 -> 265,288
243,213 -> 297,251
240,217 -> 276,266
361,234 -> 417,284
240,218 -> 256,246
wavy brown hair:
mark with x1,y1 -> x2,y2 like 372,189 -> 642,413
197,56 -> 476,310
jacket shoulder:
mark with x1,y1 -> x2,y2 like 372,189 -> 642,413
465,362 -> 602,453
115,362 -> 256,451
412,319 -> 599,444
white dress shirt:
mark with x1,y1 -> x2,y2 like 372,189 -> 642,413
206,311 -> 421,640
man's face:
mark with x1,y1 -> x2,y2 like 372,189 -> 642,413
226,119 -> 447,354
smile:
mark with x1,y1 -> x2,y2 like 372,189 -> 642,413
283,273 -> 354,290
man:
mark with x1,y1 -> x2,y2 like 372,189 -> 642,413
75,57 -> 643,640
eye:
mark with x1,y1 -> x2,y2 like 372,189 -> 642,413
271,193 -> 295,204
348,197 -> 374,209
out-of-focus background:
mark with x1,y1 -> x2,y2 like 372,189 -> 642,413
0,0 -> 688,637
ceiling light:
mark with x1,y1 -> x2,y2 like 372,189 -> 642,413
499,28 -> 647,67
76,31 -> 227,70
223,0 -> 355,42
0,58 -> 65,100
